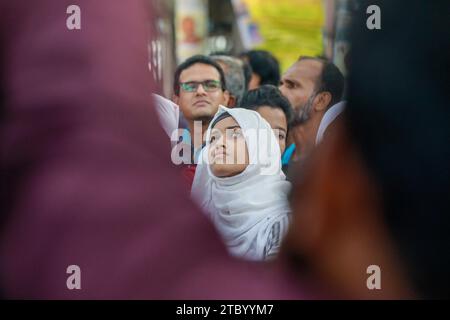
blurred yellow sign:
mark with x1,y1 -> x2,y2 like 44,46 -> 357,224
242,0 -> 324,72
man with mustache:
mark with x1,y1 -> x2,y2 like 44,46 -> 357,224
279,57 -> 344,167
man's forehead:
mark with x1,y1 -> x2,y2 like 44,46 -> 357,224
283,59 -> 323,81
180,63 -> 221,81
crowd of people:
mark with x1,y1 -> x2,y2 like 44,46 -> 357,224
155,50 -> 347,261
0,0 -> 448,300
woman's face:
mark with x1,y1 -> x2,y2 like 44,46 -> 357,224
208,116 -> 249,178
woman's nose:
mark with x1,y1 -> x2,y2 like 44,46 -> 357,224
215,136 -> 226,149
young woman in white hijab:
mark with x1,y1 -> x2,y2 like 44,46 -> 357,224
191,106 -> 291,261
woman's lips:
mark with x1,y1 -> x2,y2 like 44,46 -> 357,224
212,151 -> 227,161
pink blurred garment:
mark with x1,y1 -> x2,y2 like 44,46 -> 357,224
0,0 -> 309,299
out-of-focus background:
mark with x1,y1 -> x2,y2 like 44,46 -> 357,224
150,0 -> 358,97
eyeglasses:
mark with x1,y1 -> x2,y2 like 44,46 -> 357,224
179,80 -> 222,92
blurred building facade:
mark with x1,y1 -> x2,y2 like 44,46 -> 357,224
150,0 -> 358,96
323,0 -> 359,76
150,0 -> 247,97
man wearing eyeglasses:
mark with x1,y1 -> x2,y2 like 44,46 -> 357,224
173,55 -> 230,187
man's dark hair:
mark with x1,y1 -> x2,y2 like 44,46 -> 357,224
240,50 -> 280,86
345,0 -> 450,299
209,51 -> 232,56
240,85 -> 293,126
298,56 -> 345,107
241,60 -> 253,92
173,55 -> 227,95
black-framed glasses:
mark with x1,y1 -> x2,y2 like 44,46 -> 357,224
179,80 -> 222,92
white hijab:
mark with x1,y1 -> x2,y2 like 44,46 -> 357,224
191,106 -> 291,260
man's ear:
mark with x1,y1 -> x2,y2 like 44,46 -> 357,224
249,73 -> 261,90
227,94 -> 237,108
314,92 -> 332,112
223,90 -> 231,107
173,94 -> 179,105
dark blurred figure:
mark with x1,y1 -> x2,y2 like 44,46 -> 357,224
283,0 -> 450,299
240,85 -> 293,155
240,50 -> 281,90
0,0 -> 307,299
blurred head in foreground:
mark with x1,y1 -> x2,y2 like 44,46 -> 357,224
283,0 -> 450,299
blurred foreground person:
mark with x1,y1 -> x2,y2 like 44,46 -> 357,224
283,0 -> 450,299
0,0 -> 307,299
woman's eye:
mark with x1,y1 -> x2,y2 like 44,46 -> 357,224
279,134 -> 285,140
209,136 -> 216,143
